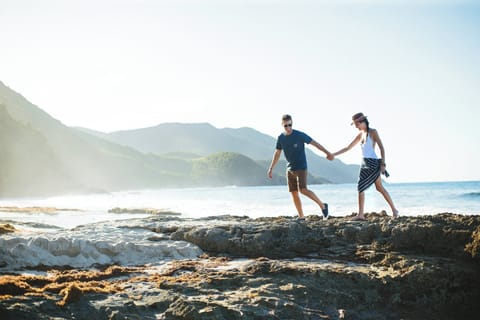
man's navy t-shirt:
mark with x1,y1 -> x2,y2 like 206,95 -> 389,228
276,129 -> 312,171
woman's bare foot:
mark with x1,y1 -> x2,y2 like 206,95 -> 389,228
351,214 -> 367,221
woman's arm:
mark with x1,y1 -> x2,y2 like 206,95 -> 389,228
333,133 -> 362,156
370,129 -> 387,173
370,129 -> 386,164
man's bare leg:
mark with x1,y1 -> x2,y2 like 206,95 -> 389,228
299,188 -> 326,210
291,190 -> 304,218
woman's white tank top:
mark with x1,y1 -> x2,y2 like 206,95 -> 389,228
361,134 -> 378,159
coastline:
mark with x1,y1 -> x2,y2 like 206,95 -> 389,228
1,182 -> 480,227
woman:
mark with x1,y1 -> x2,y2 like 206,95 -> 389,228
333,112 -> 399,220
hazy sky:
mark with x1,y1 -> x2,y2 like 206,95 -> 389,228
1,0 -> 479,183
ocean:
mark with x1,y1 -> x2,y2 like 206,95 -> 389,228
1,181 -> 479,228
1,181 -> 479,270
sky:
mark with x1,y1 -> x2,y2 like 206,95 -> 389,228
1,0 -> 479,183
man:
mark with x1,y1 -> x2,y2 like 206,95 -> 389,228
267,114 -> 333,220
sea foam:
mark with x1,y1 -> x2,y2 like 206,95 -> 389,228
0,218 -> 203,270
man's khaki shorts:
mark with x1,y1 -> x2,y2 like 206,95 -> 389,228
287,169 -> 307,192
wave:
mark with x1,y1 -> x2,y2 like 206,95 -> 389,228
17,221 -> 62,229
460,192 -> 480,199
0,221 -> 202,269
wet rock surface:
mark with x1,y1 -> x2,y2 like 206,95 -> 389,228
0,224 -> 15,235
1,213 -> 480,319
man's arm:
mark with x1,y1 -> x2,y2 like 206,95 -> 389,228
267,149 -> 282,179
310,140 -> 334,160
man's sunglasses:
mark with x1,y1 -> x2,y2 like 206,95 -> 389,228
283,123 -> 292,128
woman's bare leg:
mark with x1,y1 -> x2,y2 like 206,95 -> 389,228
374,177 -> 399,218
352,192 -> 367,220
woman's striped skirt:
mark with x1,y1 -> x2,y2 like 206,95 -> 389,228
358,158 -> 381,193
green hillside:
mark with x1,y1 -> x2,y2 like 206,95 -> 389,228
0,105 -> 81,196
192,152 -> 280,187
90,123 -> 359,183
0,81 -> 193,195
0,79 -> 342,197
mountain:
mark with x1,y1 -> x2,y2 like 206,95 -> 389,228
192,152 -> 279,187
0,105 -> 80,196
84,123 -> 359,183
0,81 -> 290,196
0,80 -> 356,197
0,81 -> 193,196
88,123 -> 274,160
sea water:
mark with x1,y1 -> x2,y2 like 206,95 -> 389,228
1,181 -> 479,228
1,181 -> 479,270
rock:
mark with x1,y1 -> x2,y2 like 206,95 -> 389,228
1,213 -> 479,319
0,207 -> 81,213
108,207 -> 181,215
0,224 -> 15,234
58,284 -> 83,306
465,226 -> 480,258
170,213 -> 480,262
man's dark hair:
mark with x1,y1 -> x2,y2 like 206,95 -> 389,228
282,114 -> 292,122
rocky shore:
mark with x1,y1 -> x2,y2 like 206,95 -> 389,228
1,212 -> 479,319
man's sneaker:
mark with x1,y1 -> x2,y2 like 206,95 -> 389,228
322,203 -> 329,220
295,216 -> 306,222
